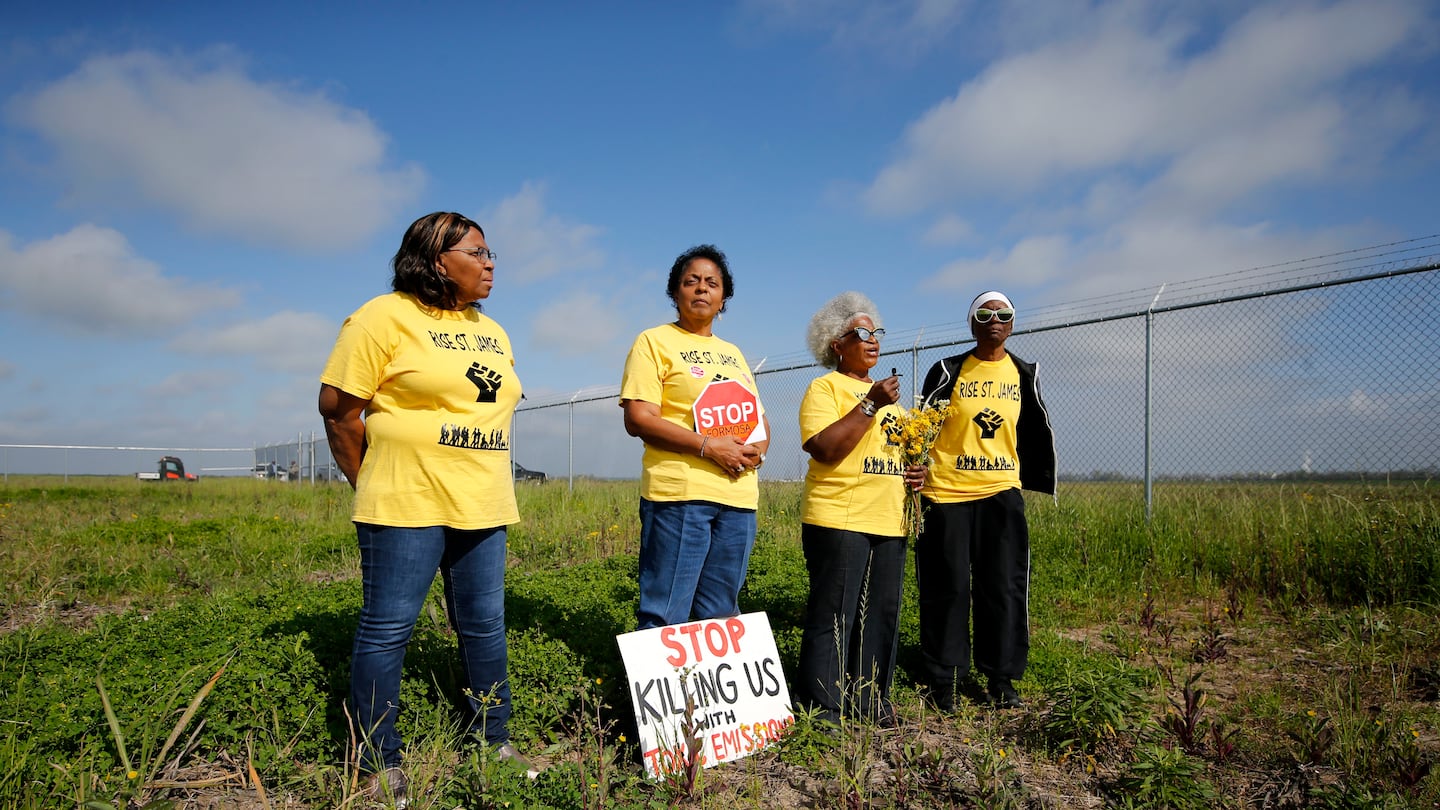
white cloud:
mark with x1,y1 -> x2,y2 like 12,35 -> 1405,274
921,213 -> 974,245
11,50 -> 424,250
738,0 -> 972,56
530,291 -> 623,353
863,0 -> 1433,215
0,225 -> 240,335
1154,103 -> 1344,211
928,233 -> 1073,291
917,211 -> 1371,318
0,406 -> 53,442
1056,218 -> 1358,304
1345,389 -> 1391,419
173,310 -> 338,374
141,369 -> 237,401
481,182 -> 605,283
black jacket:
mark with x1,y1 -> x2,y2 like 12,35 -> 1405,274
920,349 -> 1057,496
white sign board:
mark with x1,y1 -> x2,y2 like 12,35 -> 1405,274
617,612 -> 793,778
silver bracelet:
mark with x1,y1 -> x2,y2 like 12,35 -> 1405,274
699,436 -> 710,458
859,398 -> 877,417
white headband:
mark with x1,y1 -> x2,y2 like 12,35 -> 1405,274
969,291 -> 1014,321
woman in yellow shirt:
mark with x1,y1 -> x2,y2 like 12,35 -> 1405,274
917,290 -> 1056,712
319,212 -> 537,803
620,245 -> 771,629
796,292 -> 926,727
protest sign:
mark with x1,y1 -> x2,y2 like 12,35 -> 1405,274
617,612 -> 793,779
692,379 -> 767,444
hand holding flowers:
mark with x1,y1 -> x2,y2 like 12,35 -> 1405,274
885,397 -> 950,542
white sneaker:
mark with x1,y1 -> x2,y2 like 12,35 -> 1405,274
495,742 -> 541,779
362,766 -> 409,808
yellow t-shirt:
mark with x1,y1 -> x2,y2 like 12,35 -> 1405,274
799,372 -> 906,536
320,292 -> 522,529
619,323 -> 763,509
925,355 -> 1022,503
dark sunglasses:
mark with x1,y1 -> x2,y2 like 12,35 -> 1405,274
973,308 -> 1014,324
845,327 -> 885,342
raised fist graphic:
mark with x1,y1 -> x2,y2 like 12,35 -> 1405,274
467,363 -> 503,403
972,408 -> 1003,439
879,413 -> 900,445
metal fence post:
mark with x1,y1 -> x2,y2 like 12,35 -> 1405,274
568,391 -> 579,493
911,329 -> 924,408
1144,285 -> 1165,521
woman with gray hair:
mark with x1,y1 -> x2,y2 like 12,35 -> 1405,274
795,291 -> 927,728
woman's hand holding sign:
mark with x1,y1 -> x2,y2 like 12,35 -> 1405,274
707,437 -> 763,479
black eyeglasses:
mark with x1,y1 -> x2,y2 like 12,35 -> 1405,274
973,308 -> 1014,324
446,247 -> 497,261
845,327 -> 885,342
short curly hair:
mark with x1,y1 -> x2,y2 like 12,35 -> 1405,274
807,291 -> 882,369
666,244 -> 734,314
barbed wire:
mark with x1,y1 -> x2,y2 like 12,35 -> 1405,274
744,234 -> 1440,374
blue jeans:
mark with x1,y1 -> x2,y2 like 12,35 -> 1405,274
351,523 -> 511,772
635,499 -> 757,630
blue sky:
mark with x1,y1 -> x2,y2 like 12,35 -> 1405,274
1,0 -> 1437,471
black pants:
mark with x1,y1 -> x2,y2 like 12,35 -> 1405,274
794,524 -> 906,723
915,488 -> 1030,692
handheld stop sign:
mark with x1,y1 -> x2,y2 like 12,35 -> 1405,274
692,379 -> 764,443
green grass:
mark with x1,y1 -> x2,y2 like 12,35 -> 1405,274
0,477 -> 1437,807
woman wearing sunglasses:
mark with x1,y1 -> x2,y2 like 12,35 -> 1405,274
915,290 -> 1056,712
793,292 -> 927,728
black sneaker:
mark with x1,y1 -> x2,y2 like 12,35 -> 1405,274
875,702 -> 899,729
987,677 -> 1023,709
958,674 -> 988,705
924,684 -> 956,713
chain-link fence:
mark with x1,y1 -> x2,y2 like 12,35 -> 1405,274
253,433 -> 341,483
0,445 -> 253,482
8,243 -> 1436,503
0,438 -> 335,483
514,251 -> 1439,511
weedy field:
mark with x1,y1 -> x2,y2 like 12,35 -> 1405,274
0,477 -> 1436,808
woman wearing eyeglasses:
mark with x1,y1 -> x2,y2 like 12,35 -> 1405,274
620,245 -> 771,630
319,211 -> 537,804
794,292 -> 927,728
916,290 -> 1056,712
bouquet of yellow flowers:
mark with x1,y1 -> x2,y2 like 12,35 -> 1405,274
884,397 -> 950,542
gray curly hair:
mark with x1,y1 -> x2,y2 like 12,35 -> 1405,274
807,291 -> 883,369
